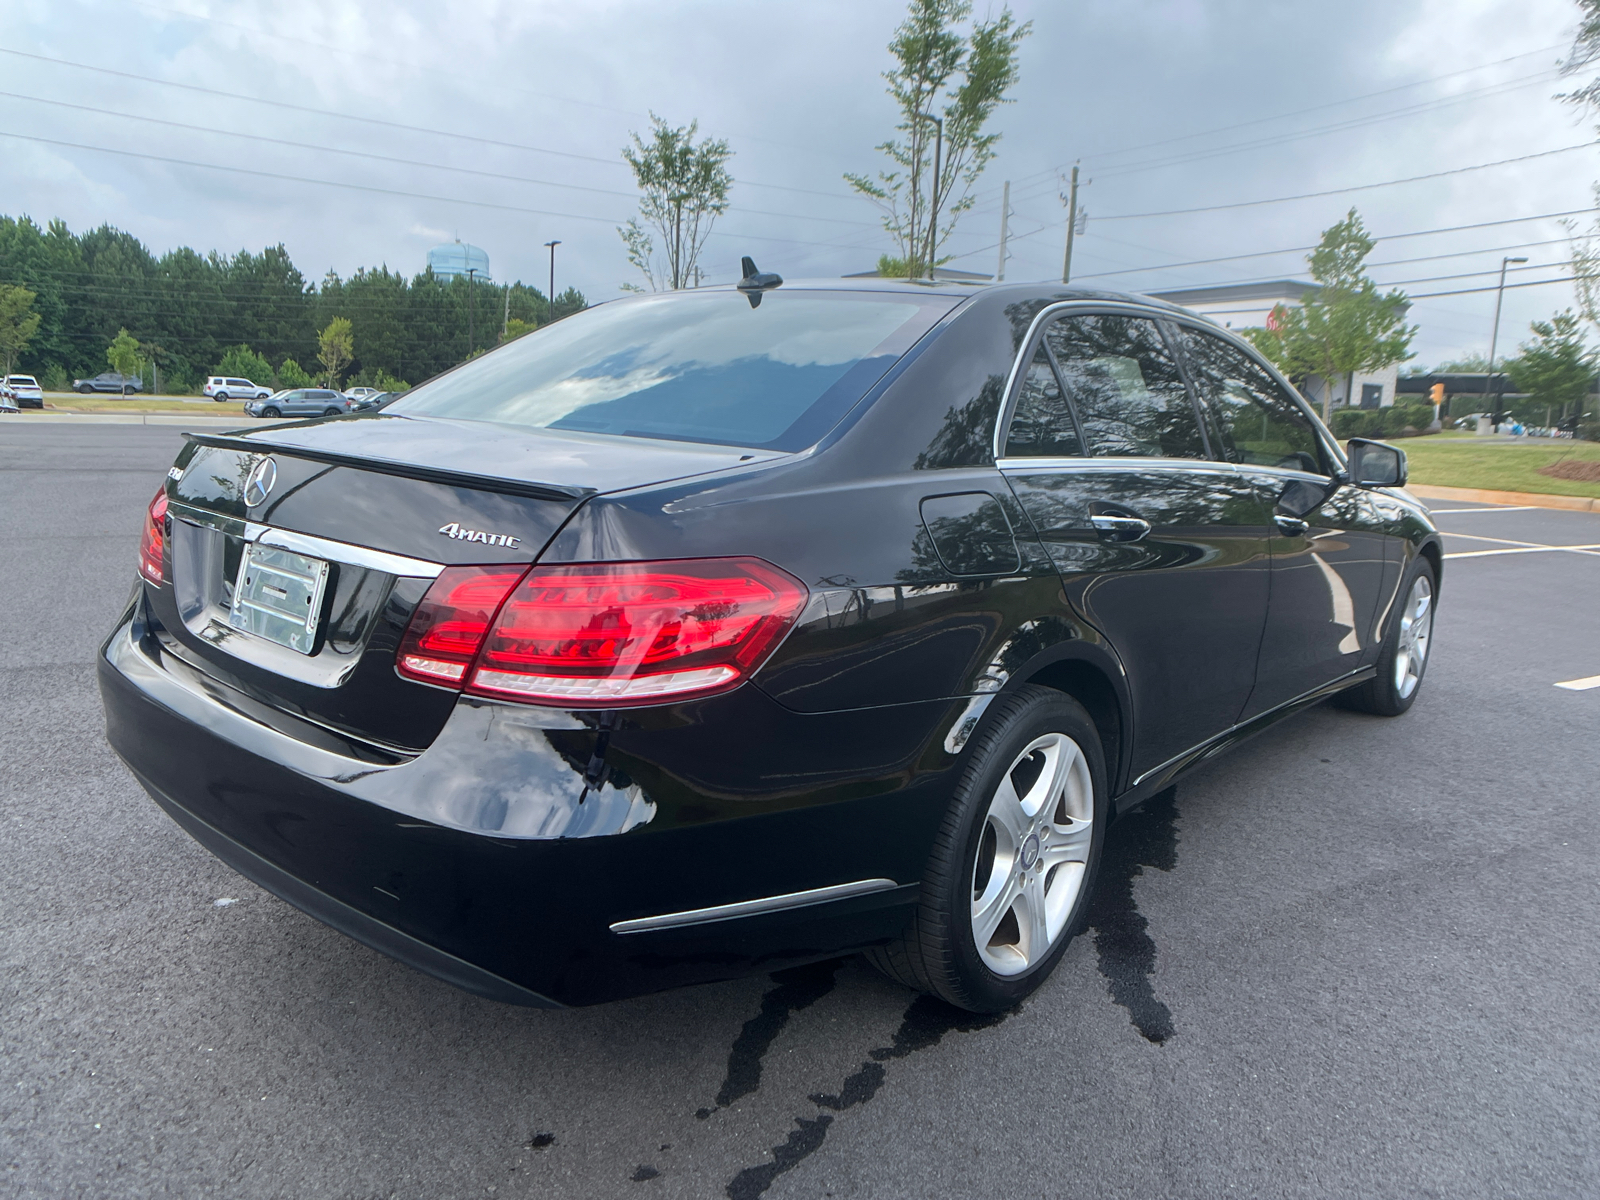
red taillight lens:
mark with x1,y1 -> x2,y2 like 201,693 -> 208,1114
396,557 -> 808,706
138,487 -> 168,584
396,566 -> 527,685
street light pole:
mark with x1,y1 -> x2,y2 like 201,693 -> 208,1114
915,112 -> 942,279
1484,255 -> 1528,431
544,240 -> 562,324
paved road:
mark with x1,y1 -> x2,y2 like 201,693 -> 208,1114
4,425 -> 1598,1199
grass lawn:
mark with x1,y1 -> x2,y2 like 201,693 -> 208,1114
36,393 -> 248,416
1398,437 -> 1600,499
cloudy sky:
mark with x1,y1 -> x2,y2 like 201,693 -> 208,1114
4,0 -> 1597,366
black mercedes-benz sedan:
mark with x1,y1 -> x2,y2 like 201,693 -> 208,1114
98,276 -> 1441,1013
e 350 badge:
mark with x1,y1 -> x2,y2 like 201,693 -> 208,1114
438,521 -> 521,548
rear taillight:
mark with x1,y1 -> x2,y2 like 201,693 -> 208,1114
396,558 -> 807,707
396,566 -> 527,685
138,487 -> 168,584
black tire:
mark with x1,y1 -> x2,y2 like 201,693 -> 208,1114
322,406 -> 341,417
866,685 -> 1108,1012
1336,556 -> 1436,716
260,406 -> 281,418
214,391 -> 229,401
77,384 -> 94,394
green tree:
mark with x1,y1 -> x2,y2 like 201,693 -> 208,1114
215,344 -> 273,385
1507,310 -> 1596,423
276,357 -> 313,388
501,317 -> 538,343
846,0 -> 1030,277
619,115 -> 734,290
0,284 -> 41,381
317,316 -> 354,388
1244,208 -> 1415,422
105,327 -> 141,396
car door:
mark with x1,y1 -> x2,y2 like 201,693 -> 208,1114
1170,323 -> 1395,718
997,308 -> 1273,779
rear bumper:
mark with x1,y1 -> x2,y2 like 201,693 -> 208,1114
99,593 -> 964,1006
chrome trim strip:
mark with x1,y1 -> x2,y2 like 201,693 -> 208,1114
988,298 -> 1348,474
609,878 -> 899,935
253,526 -> 445,579
996,455 -> 1239,476
169,501 -> 445,578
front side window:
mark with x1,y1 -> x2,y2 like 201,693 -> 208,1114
1004,344 -> 1082,457
389,290 -> 956,451
1173,326 -> 1327,475
1043,314 -> 1206,459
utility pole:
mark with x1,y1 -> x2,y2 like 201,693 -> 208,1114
996,180 -> 1010,282
544,239 -> 561,324
1484,254 -> 1528,431
466,266 -> 477,358
1061,164 -> 1080,285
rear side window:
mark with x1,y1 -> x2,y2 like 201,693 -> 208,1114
1172,326 -> 1327,475
1043,314 -> 1206,459
388,290 -> 955,451
1004,345 -> 1083,457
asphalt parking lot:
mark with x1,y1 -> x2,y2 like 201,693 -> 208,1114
4,423 -> 1598,1199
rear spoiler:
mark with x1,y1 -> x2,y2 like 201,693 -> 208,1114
183,432 -> 594,503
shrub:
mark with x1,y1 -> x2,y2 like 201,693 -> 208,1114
40,364 -> 68,391
1331,409 -> 1366,437
276,358 -> 314,389
1579,419 -> 1600,442
215,345 -> 273,386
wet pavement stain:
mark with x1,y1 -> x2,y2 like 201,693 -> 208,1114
630,1164 -> 661,1182
724,994 -> 1010,1198
697,959 -> 844,1119
1082,786 -> 1180,1044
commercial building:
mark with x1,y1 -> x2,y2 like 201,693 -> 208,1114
1146,279 -> 1400,410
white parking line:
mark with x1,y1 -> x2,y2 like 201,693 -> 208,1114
1445,544 -> 1600,560
1555,674 -> 1600,691
1429,506 -> 1543,514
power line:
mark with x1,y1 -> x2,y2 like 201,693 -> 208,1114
0,130 -> 868,255
0,92 -> 877,229
963,43 -> 1568,210
1092,142 -> 1599,221
1054,210 -> 1596,280
0,45 -> 862,206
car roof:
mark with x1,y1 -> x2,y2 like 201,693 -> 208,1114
681,277 -> 1206,321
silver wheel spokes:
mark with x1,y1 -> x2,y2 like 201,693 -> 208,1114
970,733 -> 1094,977
1393,575 -> 1434,700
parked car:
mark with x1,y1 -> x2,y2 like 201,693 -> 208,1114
346,390 -> 396,411
4,374 -> 43,408
344,386 -> 381,402
244,388 -> 354,418
0,380 -> 17,412
204,376 -> 273,402
74,372 -> 144,394
99,278 -> 1441,1013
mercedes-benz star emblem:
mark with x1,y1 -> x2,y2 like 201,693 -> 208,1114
244,457 -> 278,507
1020,833 -> 1040,870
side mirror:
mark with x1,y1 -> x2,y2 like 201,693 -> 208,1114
1347,438 -> 1407,488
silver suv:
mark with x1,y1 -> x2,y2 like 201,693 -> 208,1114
204,376 -> 273,402
245,388 -> 354,418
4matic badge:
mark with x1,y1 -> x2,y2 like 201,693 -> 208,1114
437,521 -> 521,548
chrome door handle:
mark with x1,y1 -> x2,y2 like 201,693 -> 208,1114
1090,514 -> 1152,543
1274,514 -> 1309,536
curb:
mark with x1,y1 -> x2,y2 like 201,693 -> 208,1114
6,413 -> 290,427
1408,482 -> 1600,512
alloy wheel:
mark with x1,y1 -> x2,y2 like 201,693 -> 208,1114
1394,574 -> 1434,700
969,732 -> 1095,976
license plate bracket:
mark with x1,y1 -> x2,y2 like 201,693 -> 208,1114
227,542 -> 330,655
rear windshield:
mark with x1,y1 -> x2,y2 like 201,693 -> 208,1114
8,376 -> 37,385
387,289 -> 955,451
